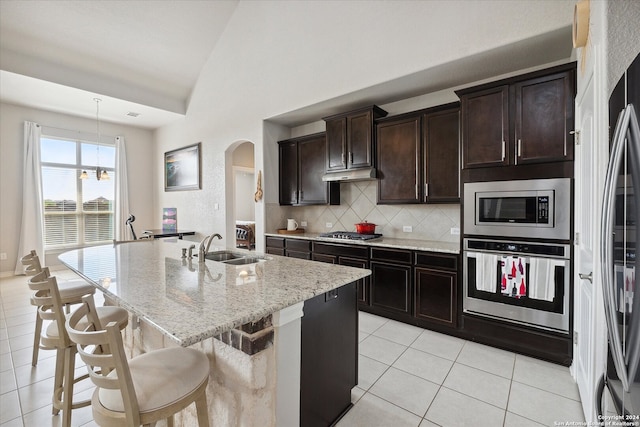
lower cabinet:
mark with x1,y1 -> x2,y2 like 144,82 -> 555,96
300,282 -> 357,427
415,267 -> 457,327
370,261 -> 412,316
267,236 -> 461,330
312,242 -> 370,306
414,251 -> 459,328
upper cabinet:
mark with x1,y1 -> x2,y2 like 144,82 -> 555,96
324,105 -> 388,172
456,63 -> 576,169
376,103 -> 460,204
279,133 -> 338,206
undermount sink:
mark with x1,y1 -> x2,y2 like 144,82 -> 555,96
223,257 -> 262,265
204,251 -> 263,265
204,251 -> 243,261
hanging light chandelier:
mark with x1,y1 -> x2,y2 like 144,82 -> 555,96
80,98 -> 110,181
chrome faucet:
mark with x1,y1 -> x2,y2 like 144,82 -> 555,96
198,233 -> 222,260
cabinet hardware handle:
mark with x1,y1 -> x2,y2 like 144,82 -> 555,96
501,140 -> 505,161
349,152 -> 353,164
579,271 -> 592,283
425,183 -> 429,198
341,152 -> 345,165
518,139 -> 522,157
415,184 -> 418,199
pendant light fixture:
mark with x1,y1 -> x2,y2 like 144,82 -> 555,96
80,98 -> 110,181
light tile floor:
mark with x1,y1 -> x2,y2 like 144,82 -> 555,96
1,271 -> 587,427
338,312 -> 587,427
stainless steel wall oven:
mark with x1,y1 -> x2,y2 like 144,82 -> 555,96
463,238 -> 571,333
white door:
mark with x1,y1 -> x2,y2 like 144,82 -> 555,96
573,48 -> 608,422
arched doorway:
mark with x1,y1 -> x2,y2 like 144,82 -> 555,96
230,141 -> 255,249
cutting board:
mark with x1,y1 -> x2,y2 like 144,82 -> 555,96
277,228 -> 305,235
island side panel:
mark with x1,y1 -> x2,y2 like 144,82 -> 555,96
300,281 -> 358,427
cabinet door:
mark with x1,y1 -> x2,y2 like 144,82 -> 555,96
414,267 -> 457,327
514,71 -> 575,164
348,110 -> 374,169
340,257 -> 370,306
279,141 -> 298,205
300,282 -> 357,427
298,135 -> 328,205
326,118 -> 347,171
377,116 -> 421,204
370,261 -> 411,315
424,107 -> 460,202
461,85 -> 509,168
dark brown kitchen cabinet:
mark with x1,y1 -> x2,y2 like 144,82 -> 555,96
457,62 -> 575,169
370,248 -> 412,316
514,71 -> 575,164
285,239 -> 311,259
376,115 -> 422,204
376,103 -> 460,204
312,242 -> 370,306
301,282 -> 357,427
414,252 -> 458,328
265,236 -> 285,256
459,85 -> 510,168
324,105 -> 388,172
424,106 -> 461,202
279,133 -> 335,206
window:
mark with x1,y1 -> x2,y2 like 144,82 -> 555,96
40,135 -> 115,249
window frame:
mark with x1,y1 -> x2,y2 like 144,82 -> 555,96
40,131 -> 116,251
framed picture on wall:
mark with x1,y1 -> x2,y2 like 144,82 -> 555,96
164,143 -> 201,191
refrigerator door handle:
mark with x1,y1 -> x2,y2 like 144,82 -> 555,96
623,104 -> 640,384
601,104 -> 633,392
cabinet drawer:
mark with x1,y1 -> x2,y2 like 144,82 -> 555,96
414,252 -> 458,271
370,247 -> 412,264
287,250 -> 311,260
266,247 -> 285,256
266,236 -> 285,248
312,242 -> 368,259
286,239 -> 311,252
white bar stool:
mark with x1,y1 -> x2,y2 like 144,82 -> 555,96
66,295 -> 211,427
21,250 -> 96,366
29,269 -> 129,427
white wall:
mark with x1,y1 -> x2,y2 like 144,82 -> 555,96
0,102 -> 155,274
153,0 -> 575,251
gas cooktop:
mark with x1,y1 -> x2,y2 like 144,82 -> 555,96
319,231 -> 383,241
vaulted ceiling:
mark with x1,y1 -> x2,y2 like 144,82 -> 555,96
0,1 -> 574,130
0,0 -> 239,129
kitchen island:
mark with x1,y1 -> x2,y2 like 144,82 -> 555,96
59,239 -> 370,426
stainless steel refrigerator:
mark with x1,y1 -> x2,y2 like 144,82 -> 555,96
598,51 -> 640,420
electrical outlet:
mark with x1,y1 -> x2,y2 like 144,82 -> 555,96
301,221 -> 307,227
450,227 -> 460,235
402,226 -> 412,233
325,222 -> 333,228
0,252 -> 6,261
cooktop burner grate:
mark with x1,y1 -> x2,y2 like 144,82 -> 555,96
319,231 -> 383,240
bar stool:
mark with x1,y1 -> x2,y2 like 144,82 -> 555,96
21,250 -> 96,366
29,269 -> 129,427
66,295 -> 211,427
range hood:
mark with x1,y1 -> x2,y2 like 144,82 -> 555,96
321,168 -> 377,182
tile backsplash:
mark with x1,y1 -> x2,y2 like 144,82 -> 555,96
267,181 -> 460,243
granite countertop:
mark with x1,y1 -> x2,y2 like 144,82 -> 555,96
58,240 -> 370,347
265,232 -> 460,254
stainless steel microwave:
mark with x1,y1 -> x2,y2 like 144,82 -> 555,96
464,178 -> 572,240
